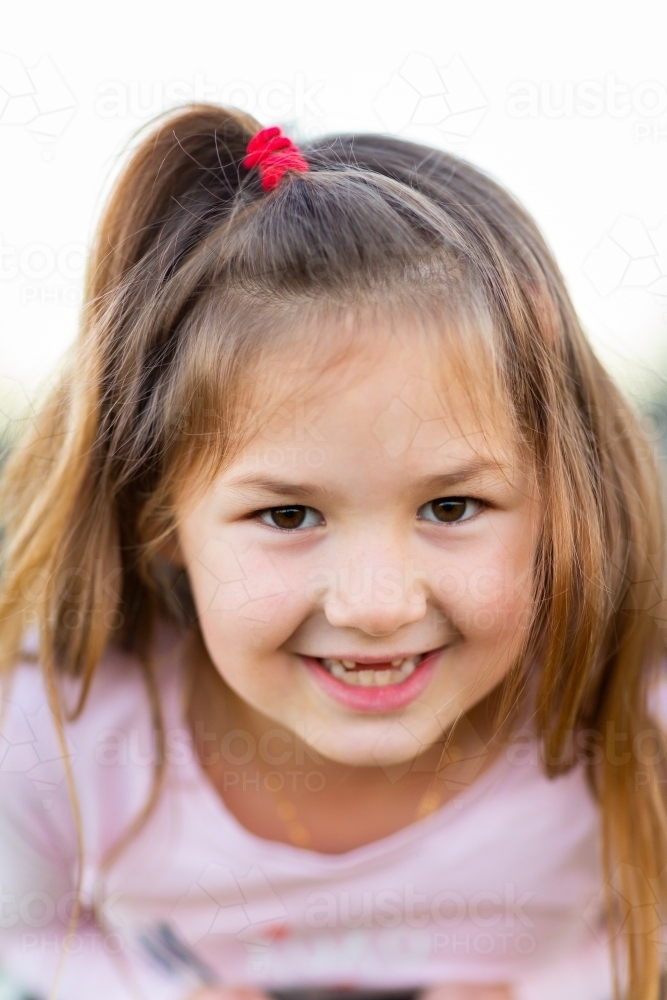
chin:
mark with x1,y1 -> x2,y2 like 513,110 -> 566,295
305,718 -> 442,770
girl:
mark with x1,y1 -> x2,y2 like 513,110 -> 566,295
0,104 -> 665,1000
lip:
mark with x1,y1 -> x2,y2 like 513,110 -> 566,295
299,646 -> 445,714
306,649 -> 440,666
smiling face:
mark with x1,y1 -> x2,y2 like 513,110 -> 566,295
174,318 -> 541,768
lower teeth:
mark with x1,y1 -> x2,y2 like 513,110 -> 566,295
323,659 -> 419,686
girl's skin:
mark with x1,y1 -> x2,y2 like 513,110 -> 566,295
176,321 -> 540,1000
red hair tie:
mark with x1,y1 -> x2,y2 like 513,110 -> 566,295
242,126 -> 309,191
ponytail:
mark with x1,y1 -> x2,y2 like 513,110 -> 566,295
87,104 -> 261,311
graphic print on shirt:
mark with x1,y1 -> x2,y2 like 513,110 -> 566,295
129,862 -> 291,985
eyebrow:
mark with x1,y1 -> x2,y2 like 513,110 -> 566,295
413,459 -> 509,494
223,459 -> 508,501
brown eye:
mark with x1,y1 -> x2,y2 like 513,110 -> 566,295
418,497 -> 480,523
259,506 -> 322,530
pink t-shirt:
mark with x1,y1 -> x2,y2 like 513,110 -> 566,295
0,618 -> 647,1000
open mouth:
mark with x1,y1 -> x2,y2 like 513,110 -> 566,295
319,654 -> 426,687
301,647 -> 443,712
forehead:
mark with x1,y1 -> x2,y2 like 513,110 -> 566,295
230,311 -> 518,477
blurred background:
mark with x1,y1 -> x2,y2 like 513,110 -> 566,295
1,0 -> 667,453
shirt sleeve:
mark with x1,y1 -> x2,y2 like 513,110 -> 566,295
515,670 -> 667,1000
0,663 -> 185,1000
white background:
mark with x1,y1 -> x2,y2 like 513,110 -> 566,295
2,0 -> 667,419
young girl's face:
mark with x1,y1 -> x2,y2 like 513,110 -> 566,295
175,319 -> 541,768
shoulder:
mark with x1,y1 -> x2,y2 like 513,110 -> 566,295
0,616 -> 189,860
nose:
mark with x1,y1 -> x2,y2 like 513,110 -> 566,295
322,544 -> 428,637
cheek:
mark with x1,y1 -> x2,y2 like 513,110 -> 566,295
181,528 -> 313,661
431,530 -> 535,640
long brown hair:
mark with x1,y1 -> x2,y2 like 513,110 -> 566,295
1,104 -> 666,998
